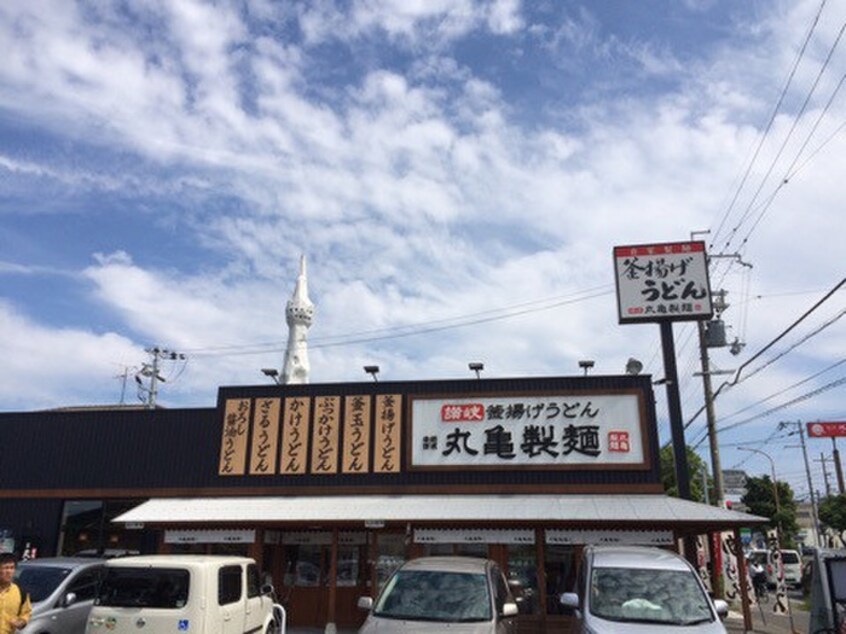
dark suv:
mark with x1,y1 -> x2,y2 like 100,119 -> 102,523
15,557 -> 104,634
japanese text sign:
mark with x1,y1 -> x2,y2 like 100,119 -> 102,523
807,421 -> 846,438
218,398 -> 251,475
410,393 -> 645,469
614,241 -> 713,324
249,398 -> 280,475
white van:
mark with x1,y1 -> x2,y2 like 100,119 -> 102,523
85,555 -> 277,634
747,548 -> 802,588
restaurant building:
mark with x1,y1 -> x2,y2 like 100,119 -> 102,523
0,373 -> 762,632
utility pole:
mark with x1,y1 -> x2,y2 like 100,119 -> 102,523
782,420 -> 823,547
697,305 -> 726,506
815,454 -> 833,496
833,438 -> 845,494
136,347 -> 186,409
690,231 -> 751,507
114,366 -> 132,405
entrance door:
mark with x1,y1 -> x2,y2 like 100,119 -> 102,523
280,542 -> 369,629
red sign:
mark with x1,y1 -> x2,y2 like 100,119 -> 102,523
807,422 -> 846,438
441,403 -> 485,422
607,431 -> 631,452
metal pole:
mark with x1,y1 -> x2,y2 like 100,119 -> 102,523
819,453 -> 832,496
701,466 -> 710,505
797,422 -> 824,547
660,321 -> 696,565
739,446 -> 798,634
833,437 -> 845,495
697,321 -> 724,506
661,322 -> 692,501
147,348 -> 160,409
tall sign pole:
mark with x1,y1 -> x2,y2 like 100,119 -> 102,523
661,320 -> 691,499
614,240 -> 714,506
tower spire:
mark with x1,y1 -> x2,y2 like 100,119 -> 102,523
282,255 -> 314,384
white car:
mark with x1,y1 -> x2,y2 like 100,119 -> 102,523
357,556 -> 518,633
747,548 -> 802,588
560,545 -> 729,633
85,555 -> 277,634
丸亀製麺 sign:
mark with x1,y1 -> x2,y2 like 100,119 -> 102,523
614,241 -> 713,324
410,393 -> 645,469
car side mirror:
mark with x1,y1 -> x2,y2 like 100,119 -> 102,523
357,596 -> 373,611
559,592 -> 579,609
261,583 -> 274,596
63,592 -> 78,608
713,599 -> 729,619
501,601 -> 519,617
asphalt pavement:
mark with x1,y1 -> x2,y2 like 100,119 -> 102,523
725,606 -> 810,634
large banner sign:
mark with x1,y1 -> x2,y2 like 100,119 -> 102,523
614,240 -> 713,324
409,393 -> 646,469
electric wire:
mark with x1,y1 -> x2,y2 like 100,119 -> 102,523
185,286 -> 614,358
709,0 -> 829,250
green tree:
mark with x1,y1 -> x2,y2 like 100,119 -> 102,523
818,494 -> 846,532
741,475 -> 800,548
660,444 -> 711,503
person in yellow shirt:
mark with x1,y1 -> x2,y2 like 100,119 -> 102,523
0,553 -> 30,633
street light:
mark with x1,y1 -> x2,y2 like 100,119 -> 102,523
261,368 -> 281,385
625,358 -> 643,375
468,362 -> 484,379
364,365 -> 380,382
736,446 -> 798,633
737,447 -> 781,516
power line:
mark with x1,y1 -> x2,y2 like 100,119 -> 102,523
183,286 -> 614,358
709,0 -> 830,250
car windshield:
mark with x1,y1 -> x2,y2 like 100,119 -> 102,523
782,552 -> 800,564
95,567 -> 190,609
14,566 -> 72,602
374,569 -> 491,622
590,567 -> 713,625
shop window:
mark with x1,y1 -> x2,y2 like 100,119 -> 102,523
544,545 -> 578,615
420,543 -> 453,557
285,545 -> 323,587
454,543 -> 488,558
247,563 -> 260,598
336,546 -> 360,587
210,543 -> 249,557
375,534 -> 405,589
218,565 -> 243,605
58,499 -> 152,557
507,544 -> 538,615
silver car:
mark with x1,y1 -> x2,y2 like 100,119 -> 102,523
15,557 -> 104,634
559,545 -> 729,633
357,556 -> 518,633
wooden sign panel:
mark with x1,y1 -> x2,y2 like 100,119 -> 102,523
280,397 -> 310,475
342,395 -> 371,473
374,394 -> 401,473
249,398 -> 281,475
311,396 -> 340,474
218,398 -> 251,475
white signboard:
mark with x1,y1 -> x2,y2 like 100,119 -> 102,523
165,529 -> 255,544
546,529 -> 674,546
614,241 -> 713,324
415,528 -> 535,545
410,393 -> 645,468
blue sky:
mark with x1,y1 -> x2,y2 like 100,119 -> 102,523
1,0 -> 845,498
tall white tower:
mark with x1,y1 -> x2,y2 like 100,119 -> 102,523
282,255 -> 315,384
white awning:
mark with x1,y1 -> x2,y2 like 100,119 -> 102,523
115,494 -> 764,527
